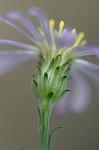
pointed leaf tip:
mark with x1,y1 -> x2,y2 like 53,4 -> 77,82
44,72 -> 48,79
33,80 -> 38,87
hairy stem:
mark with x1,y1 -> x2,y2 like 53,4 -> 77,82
39,102 -> 51,150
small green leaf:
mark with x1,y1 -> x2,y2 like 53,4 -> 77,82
48,126 -> 63,150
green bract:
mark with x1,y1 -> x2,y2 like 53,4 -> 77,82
33,49 -> 72,103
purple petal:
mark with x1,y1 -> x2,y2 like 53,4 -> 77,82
0,16 -> 38,45
0,39 -> 38,50
7,11 -> 46,45
54,34 -> 66,49
62,28 -> 76,47
73,45 -> 99,58
0,50 -> 36,76
54,28 -> 76,49
0,50 -> 36,55
74,59 -> 99,74
73,59 -> 99,88
56,70 -> 91,114
28,6 -> 52,48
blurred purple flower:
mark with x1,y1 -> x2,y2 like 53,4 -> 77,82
0,7 -> 99,113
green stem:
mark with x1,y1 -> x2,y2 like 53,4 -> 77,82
39,102 -> 51,150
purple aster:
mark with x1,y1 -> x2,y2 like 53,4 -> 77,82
0,6 -> 99,113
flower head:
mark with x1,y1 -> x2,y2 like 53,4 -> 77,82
0,6 -> 99,113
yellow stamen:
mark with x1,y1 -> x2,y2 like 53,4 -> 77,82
80,40 -> 87,45
49,19 -> 55,33
59,20 -> 65,34
49,19 -> 56,50
73,32 -> 85,47
72,28 -> 76,34
38,27 -> 45,37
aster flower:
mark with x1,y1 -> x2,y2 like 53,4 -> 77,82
0,6 -> 98,114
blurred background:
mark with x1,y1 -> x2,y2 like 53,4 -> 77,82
0,0 -> 99,150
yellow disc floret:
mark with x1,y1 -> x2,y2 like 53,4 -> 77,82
59,20 -> 65,35
49,19 -> 55,33
73,32 -> 85,47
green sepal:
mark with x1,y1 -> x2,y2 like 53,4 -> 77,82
67,67 -> 71,71
48,58 -> 55,70
44,72 -> 48,80
61,75 -> 68,81
32,80 -> 39,98
64,89 -> 71,92
55,66 -> 60,75
38,55 -> 45,67
48,54 -> 61,71
48,126 -> 63,150
47,92 -> 54,100
36,66 -> 42,80
33,80 -> 38,87
54,54 -> 61,64
37,107 -> 41,127
37,107 -> 41,117
39,55 -> 45,63
61,89 -> 70,96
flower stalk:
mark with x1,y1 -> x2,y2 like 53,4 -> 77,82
39,102 -> 52,150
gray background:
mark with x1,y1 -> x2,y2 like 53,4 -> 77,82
0,0 -> 99,150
